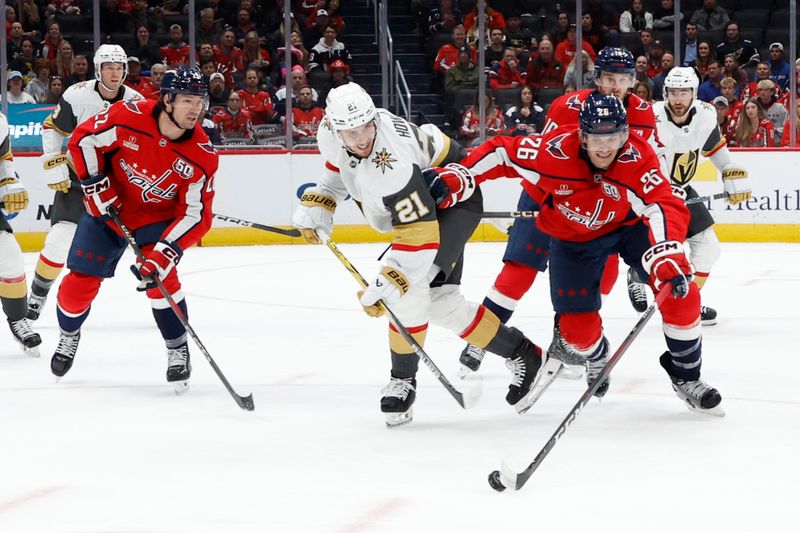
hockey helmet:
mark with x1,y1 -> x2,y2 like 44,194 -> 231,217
325,82 -> 377,131
579,92 -> 629,151
663,66 -> 699,102
94,44 -> 128,84
163,66 -> 208,99
594,47 -> 635,93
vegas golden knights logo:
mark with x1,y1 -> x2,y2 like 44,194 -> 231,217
671,150 -> 699,185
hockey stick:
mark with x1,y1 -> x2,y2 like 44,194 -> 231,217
318,231 -> 482,409
684,192 -> 728,205
107,207 -> 255,411
488,283 -> 672,492
212,213 -> 301,237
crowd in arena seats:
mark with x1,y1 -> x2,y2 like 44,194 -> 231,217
3,0 -> 358,146
419,0 -> 799,147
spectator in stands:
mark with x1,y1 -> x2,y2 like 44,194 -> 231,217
323,0 -> 346,34
458,91 -> 504,146
690,0 -> 729,32
214,28 -> 246,90
619,0 -> 653,33
645,39 -> 665,79
630,27 -> 654,59
585,0 -> 620,33
319,59 -> 351,103
292,0 -> 318,26
428,0 -> 464,35
124,57 -> 154,95
25,58 -> 51,103
199,58 -> 217,80
580,12 -> 608,52
733,98 -> 775,147
100,0 -> 131,33
681,22 -> 699,67
291,85 -> 325,141
276,66 -> 318,110
308,25 -> 352,74
485,27 -> 506,67
720,77 -> 744,131
526,38 -> 563,91
698,60 -> 723,101
652,0 -> 683,30
40,22 -> 63,61
208,72 -> 230,110
238,68 -> 276,125
555,25 -> 596,69
290,31 -> 311,70
131,25 -> 162,69
741,62 -> 778,101
3,71 -> 36,103
767,43 -> 790,90
127,0 -> 164,34
46,76 -> 64,104
52,41 -> 74,80
7,22 -> 25,64
504,11 -> 535,53
161,24 -> 191,68
634,81 -> 653,103
722,54 -> 749,97
144,63 -> 166,99
634,55 -> 652,92
463,0 -> 505,44
779,63 -> 800,108
445,45 -> 479,95
10,38 -> 37,79
214,91 -> 254,142
780,99 -> 800,147
563,50 -> 596,89
233,9 -> 257,46
65,55 -> 90,86
196,8 -> 223,45
505,85 -> 545,136
651,52 -> 674,100
550,11 -> 571,46
691,40 -> 714,79
488,48 -> 525,90
715,21 -> 759,68
242,31 -> 271,77
17,0 -> 42,39
304,9 -> 331,45
271,10 -> 301,51
712,95 -> 733,140
755,79 -> 788,139
198,42 -> 216,66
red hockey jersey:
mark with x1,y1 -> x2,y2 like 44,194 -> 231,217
460,126 -> 689,244
68,99 -> 218,251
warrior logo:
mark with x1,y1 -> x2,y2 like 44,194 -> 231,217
119,159 -> 177,202
617,144 -> 642,164
557,198 -> 615,230
545,133 -> 570,160
371,148 -> 396,174
670,150 -> 699,185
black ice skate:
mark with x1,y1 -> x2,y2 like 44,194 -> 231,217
380,375 -> 416,428
586,340 -> 611,398
660,352 -> 724,416
457,344 -> 485,378
546,317 -> 585,380
51,331 -> 80,378
626,267 -> 649,313
700,305 -> 717,326
26,292 -> 47,321
166,343 -> 191,395
505,339 -> 547,413
8,318 -> 42,357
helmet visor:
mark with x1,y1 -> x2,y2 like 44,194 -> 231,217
595,71 -> 634,91
581,129 -> 628,152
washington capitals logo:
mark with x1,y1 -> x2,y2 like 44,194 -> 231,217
617,144 -> 642,164
123,100 -> 143,113
545,133 -> 569,160
119,159 -> 177,202
566,94 -> 582,111
371,148 -> 396,174
636,99 -> 650,111
557,198 -> 615,230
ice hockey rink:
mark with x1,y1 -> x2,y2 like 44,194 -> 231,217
0,241 -> 796,533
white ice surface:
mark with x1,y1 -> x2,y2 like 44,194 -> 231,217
0,242 -> 797,533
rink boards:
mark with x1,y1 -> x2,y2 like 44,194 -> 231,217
8,148 -> 800,251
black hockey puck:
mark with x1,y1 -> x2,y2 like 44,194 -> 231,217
488,470 -> 506,492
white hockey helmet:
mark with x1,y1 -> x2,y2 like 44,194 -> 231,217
663,66 -> 699,102
325,82 -> 377,131
94,44 -> 128,84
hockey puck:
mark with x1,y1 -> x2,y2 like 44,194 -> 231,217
487,470 -> 506,492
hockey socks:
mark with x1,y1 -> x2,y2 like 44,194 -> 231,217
483,261 -> 538,324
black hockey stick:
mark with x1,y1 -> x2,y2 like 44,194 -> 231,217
319,232 -> 482,409
212,213 -> 301,237
685,192 -> 728,205
488,283 -> 672,492
108,207 -> 255,411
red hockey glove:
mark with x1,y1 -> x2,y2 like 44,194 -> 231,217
421,163 -> 476,209
134,241 -> 182,291
641,241 -> 694,298
81,174 -> 122,217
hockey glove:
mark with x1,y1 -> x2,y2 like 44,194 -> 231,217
133,241 -> 182,291
41,153 -> 71,193
81,173 -> 122,217
357,267 -> 410,317
291,188 -> 336,244
721,167 -> 751,205
671,185 -> 687,201
421,163 -> 476,209
642,241 -> 694,298
0,177 -> 29,214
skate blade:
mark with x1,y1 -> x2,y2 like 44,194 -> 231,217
171,380 -> 190,396
460,375 -> 483,409
559,363 -> 584,380
23,346 -> 41,358
516,358 -> 563,414
457,364 -> 474,379
384,408 -> 413,428
686,402 -> 725,417
701,319 -> 717,327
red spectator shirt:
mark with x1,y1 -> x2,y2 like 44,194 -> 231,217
780,120 -> 800,146
213,108 -> 253,140
124,77 -> 155,96
526,58 -> 565,90
160,43 -> 190,68
730,119 -> 775,147
459,107 -> 505,140
292,105 -> 325,138
554,40 -> 597,70
488,59 -> 525,90
213,45 -> 246,89
433,43 -> 477,73
740,81 -> 782,102
237,89 -> 274,125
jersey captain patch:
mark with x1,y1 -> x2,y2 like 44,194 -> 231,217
371,147 -> 396,174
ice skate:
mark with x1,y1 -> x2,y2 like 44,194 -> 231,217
700,305 -> 717,326
586,338 -> 611,398
166,343 -> 191,395
660,352 -> 724,416
51,331 -> 80,379
626,267 -> 649,313
504,339 -> 546,413
546,318 -> 585,380
26,292 -> 48,321
8,318 -> 42,357
380,375 -> 416,427
457,343 -> 485,378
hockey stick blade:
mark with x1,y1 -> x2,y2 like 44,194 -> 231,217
213,213 -> 301,237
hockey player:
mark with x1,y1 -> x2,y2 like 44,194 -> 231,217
626,67 -> 751,325
439,92 -> 724,416
458,47 -> 661,376
0,112 -> 42,356
50,66 -> 218,393
291,82 -> 546,426
27,44 -> 143,322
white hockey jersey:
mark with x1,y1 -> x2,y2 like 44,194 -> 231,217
314,109 -> 463,284
653,99 -> 727,187
0,113 -> 15,179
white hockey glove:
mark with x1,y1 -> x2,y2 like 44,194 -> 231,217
41,153 -> 71,193
0,177 -> 30,214
291,188 -> 336,244
671,185 -> 687,201
721,167 -> 751,205
421,163 -> 476,209
357,266 -> 410,317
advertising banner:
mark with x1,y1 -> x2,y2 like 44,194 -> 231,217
5,104 -> 56,150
